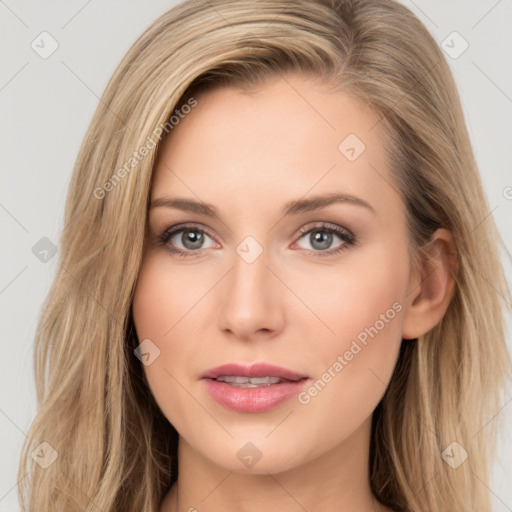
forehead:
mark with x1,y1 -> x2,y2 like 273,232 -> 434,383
151,74 -> 399,220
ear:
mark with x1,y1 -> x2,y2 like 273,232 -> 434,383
401,228 -> 457,340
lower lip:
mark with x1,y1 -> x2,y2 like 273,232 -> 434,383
203,378 -> 309,412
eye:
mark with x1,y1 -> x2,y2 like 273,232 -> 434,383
294,222 -> 356,256
157,221 -> 356,259
159,224 -> 217,258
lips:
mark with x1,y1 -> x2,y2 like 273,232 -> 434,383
200,363 -> 308,382
201,363 -> 309,412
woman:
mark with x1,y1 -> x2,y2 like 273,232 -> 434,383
18,0 -> 511,511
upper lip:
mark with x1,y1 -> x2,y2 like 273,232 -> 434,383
201,363 -> 308,381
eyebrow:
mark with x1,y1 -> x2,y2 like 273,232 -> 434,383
150,192 -> 375,217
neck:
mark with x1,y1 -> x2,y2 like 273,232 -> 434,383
160,416 -> 391,512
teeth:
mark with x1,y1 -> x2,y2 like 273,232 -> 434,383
215,376 -> 283,387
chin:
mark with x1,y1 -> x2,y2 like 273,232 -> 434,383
191,434 -> 310,475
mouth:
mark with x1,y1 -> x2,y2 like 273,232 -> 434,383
201,363 -> 310,412
201,362 -> 308,381
212,375 -> 299,388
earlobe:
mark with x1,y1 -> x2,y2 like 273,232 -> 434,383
401,229 -> 457,340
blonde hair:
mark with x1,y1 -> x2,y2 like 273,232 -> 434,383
18,0 -> 511,511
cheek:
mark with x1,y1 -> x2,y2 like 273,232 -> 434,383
131,254 -> 201,428
131,254 -> 193,373
132,252 -> 207,339
292,240 -> 408,352
293,244 -> 408,438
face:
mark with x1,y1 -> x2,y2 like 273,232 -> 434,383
132,73 -> 413,474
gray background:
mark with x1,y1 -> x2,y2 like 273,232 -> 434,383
1,1 -> 511,510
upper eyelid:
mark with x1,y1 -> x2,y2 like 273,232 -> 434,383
296,222 -> 353,237
163,222 -> 217,239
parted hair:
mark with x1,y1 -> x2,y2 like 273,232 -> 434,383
18,1 -> 511,511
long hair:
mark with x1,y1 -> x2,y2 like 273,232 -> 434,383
18,1 -> 511,510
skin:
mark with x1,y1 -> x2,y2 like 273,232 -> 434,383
131,73 -> 456,512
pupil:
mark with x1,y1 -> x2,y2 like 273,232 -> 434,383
311,231 -> 332,250
183,230 -> 203,249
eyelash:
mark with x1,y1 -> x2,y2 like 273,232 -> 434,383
157,222 -> 356,259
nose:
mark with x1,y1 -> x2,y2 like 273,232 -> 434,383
217,245 -> 285,342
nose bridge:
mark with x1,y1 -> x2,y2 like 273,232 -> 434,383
229,240 -> 269,312
217,238 -> 283,339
